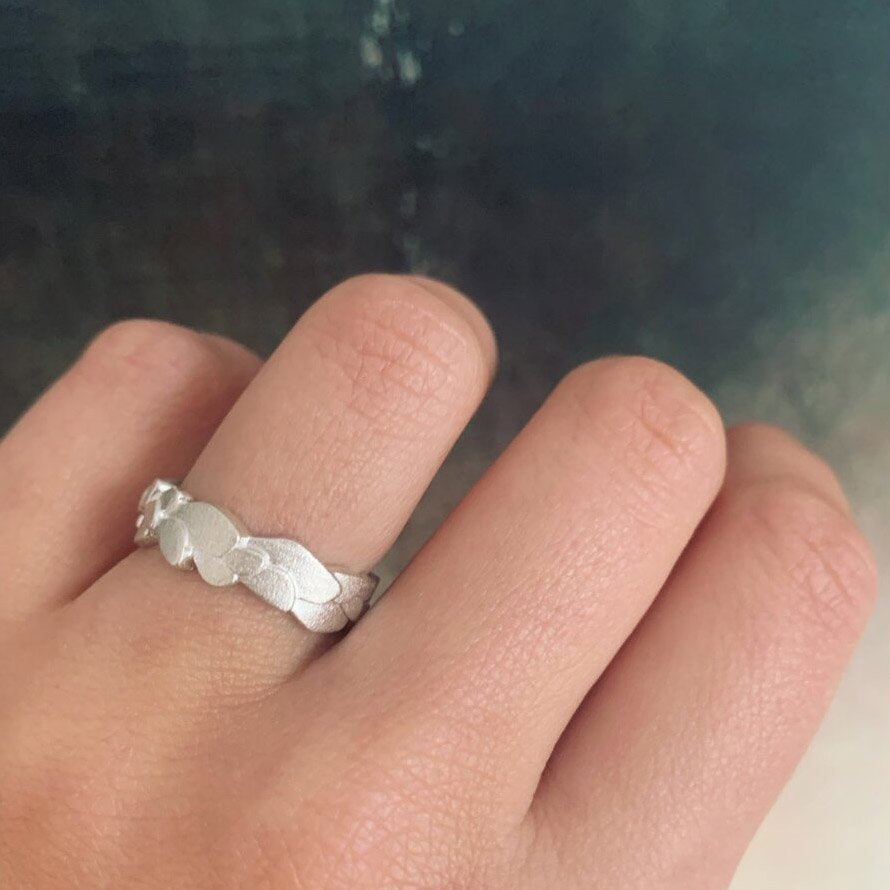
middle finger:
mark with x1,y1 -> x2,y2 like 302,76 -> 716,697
314,357 -> 725,818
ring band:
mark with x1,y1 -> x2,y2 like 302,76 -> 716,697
134,479 -> 378,633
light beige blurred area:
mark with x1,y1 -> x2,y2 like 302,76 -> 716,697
714,260 -> 890,889
732,585 -> 889,889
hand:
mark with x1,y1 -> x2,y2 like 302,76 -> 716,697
0,275 -> 876,889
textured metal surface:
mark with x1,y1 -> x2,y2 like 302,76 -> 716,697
135,479 -> 377,633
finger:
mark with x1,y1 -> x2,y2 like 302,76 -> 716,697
531,423 -> 877,889
72,274 -> 495,692
0,322 -> 259,626
305,357 -> 725,822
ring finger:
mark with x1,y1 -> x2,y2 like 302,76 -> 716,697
66,274 -> 495,696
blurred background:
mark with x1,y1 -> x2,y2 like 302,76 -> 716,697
0,2 -> 887,885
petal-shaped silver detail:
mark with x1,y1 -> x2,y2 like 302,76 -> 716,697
158,517 -> 192,568
292,598 -> 349,633
339,595 -> 365,622
134,480 -> 378,634
193,549 -> 239,587
246,537 -> 340,604
178,502 -> 241,556
241,563 -> 295,611
225,544 -> 268,578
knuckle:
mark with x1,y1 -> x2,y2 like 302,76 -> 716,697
735,481 -> 877,637
78,320 -> 239,404
308,274 -> 486,433
558,356 -> 724,514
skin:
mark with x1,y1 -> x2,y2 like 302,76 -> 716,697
0,274 -> 877,889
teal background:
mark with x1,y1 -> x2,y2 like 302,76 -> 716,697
2,2 -> 888,427
0,3 -> 888,886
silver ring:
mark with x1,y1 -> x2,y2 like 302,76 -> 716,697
134,479 -> 378,633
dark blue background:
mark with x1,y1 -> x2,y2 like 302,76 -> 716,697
1,1 -> 888,515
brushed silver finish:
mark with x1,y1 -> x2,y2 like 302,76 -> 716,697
135,479 -> 377,633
